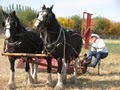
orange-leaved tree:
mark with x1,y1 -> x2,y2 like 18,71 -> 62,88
108,22 -> 120,36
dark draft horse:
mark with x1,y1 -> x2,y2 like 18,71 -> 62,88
34,5 -> 83,89
2,11 -> 44,89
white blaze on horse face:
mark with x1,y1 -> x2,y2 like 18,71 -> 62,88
5,19 -> 11,39
34,19 -> 40,27
34,11 -> 47,27
34,12 -> 43,27
5,29 -> 11,39
38,13 -> 43,21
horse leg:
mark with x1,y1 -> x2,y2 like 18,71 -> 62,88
8,59 -> 16,89
32,57 -> 39,83
25,62 -> 33,87
45,57 -> 53,87
54,58 -> 64,90
62,58 -> 68,84
30,63 -> 34,76
72,57 -> 78,84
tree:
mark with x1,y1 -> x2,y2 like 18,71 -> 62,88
104,18 -> 111,35
57,17 -> 75,29
3,4 -> 37,27
0,6 -> 3,28
91,17 -> 106,35
108,22 -> 120,36
71,15 -> 82,30
18,8 -> 37,27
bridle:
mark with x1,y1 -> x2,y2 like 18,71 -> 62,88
35,11 -> 47,24
3,20 -> 21,53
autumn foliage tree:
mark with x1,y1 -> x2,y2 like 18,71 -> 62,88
91,16 -> 120,36
108,22 -> 120,36
57,17 -> 75,29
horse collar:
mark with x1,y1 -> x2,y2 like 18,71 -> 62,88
5,39 -> 22,47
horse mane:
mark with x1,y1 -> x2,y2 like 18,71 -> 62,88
45,9 -> 60,32
11,12 -> 27,33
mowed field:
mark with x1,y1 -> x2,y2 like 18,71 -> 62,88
0,38 -> 120,90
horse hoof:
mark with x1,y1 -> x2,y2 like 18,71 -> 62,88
27,83 -> 34,88
8,83 -> 16,89
33,79 -> 39,84
72,76 -> 78,84
32,76 -> 37,83
54,85 -> 64,90
45,82 -> 54,88
63,79 -> 66,84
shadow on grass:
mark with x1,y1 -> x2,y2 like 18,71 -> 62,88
65,75 -> 120,89
86,71 -> 120,76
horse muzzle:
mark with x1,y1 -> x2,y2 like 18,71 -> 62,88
5,29 -> 11,39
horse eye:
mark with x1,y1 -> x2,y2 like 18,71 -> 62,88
2,21 -> 5,27
11,20 -> 14,23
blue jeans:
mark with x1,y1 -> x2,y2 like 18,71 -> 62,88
87,51 -> 108,67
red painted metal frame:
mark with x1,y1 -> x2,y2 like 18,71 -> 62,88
18,58 -> 75,74
81,12 -> 93,49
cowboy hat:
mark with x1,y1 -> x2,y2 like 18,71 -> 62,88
91,33 -> 100,38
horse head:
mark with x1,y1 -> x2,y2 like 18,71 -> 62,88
2,11 -> 25,40
34,5 -> 55,30
34,5 -> 60,47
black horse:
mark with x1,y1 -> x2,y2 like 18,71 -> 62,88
34,5 -> 83,89
2,11 -> 44,89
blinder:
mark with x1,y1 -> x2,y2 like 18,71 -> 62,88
2,21 -> 5,27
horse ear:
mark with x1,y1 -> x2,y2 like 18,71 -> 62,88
42,4 -> 46,10
2,10 -> 8,18
13,11 -> 16,16
50,5 -> 54,11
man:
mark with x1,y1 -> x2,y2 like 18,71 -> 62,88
87,33 -> 108,68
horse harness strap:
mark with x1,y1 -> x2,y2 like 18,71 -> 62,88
6,39 -> 22,46
3,39 -> 22,52
45,26 -> 63,46
43,26 -> 64,55
43,26 -> 81,58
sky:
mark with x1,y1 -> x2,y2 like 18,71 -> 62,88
0,0 -> 120,22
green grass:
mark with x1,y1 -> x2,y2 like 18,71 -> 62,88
106,43 -> 120,54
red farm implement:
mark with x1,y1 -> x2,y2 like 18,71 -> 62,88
2,52 -> 84,74
81,12 -> 93,49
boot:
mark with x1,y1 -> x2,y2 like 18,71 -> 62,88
88,63 -> 95,68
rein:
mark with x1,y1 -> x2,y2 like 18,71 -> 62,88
44,26 -> 62,47
42,25 -> 81,59
40,25 -> 67,57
